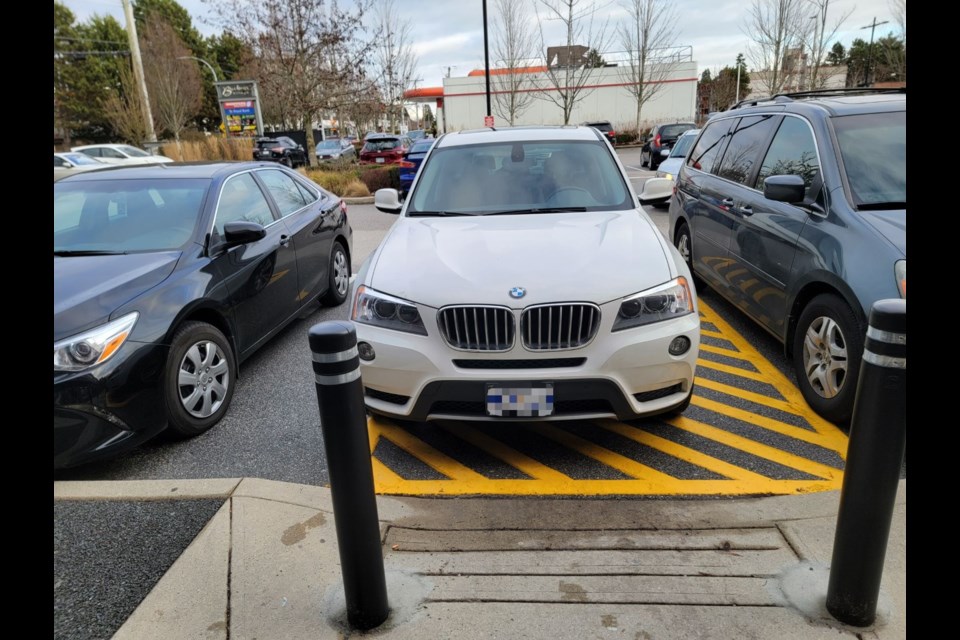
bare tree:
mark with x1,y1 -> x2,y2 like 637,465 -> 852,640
744,0 -> 806,96
492,0 -> 537,125
103,59 -> 156,145
141,14 -> 203,144
617,0 -> 681,131
802,0 -> 854,90
373,0 -> 418,133
204,0 -> 375,162
535,0 -> 612,124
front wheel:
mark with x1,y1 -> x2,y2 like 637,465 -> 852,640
792,294 -> 864,425
674,221 -> 702,288
162,322 -> 236,438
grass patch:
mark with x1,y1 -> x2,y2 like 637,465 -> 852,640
161,137 -> 254,161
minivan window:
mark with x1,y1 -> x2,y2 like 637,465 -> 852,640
833,111 -> 906,208
686,119 -> 732,174
756,116 -> 820,195
716,115 -> 779,185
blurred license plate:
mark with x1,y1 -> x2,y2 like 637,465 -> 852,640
486,384 -> 553,417
375,157 -> 385,163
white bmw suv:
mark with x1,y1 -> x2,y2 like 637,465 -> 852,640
354,125 -> 699,423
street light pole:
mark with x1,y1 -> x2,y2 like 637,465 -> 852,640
860,18 -> 890,86
178,56 -> 219,83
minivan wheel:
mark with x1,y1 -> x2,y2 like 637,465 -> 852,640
675,221 -> 701,288
792,294 -> 863,425
163,321 -> 235,438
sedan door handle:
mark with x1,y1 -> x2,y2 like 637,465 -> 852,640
720,198 -> 735,209
279,234 -> 291,247
738,205 -> 754,216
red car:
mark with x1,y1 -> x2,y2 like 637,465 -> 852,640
359,134 -> 412,165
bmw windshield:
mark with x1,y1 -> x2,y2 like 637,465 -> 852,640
406,141 -> 632,215
833,111 -> 906,209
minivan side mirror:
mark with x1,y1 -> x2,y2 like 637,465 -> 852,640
763,174 -> 805,204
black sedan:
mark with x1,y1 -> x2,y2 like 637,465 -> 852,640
54,162 -> 353,468
252,136 -> 308,167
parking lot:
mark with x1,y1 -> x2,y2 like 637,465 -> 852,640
54,146 -> 872,496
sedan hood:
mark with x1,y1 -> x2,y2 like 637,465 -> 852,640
860,209 -> 906,256
369,211 -> 674,308
54,251 -> 181,341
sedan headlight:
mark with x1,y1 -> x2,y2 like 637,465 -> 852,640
352,285 -> 427,335
612,278 -> 694,332
54,312 -> 139,372
895,260 -> 905,298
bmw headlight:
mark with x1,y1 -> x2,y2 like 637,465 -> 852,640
54,312 -> 139,372
895,260 -> 905,298
612,278 -> 694,331
352,285 -> 427,335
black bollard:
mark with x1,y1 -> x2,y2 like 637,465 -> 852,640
826,299 -> 906,627
309,321 -> 389,630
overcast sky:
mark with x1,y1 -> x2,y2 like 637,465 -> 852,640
61,0 -> 902,89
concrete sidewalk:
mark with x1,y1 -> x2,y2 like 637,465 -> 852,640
53,479 -> 906,639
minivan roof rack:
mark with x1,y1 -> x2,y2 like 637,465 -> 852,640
730,86 -> 905,110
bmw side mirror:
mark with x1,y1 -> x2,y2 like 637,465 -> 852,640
375,188 -> 402,214
763,174 -> 805,204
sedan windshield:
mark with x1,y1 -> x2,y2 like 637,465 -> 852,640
833,111 -> 906,209
117,145 -> 150,157
318,140 -> 341,149
62,153 -> 101,165
54,178 -> 209,253
407,140 -> 631,215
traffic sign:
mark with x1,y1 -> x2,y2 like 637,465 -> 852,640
484,115 -> 494,127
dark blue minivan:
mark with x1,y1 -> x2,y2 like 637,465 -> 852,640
668,89 -> 906,425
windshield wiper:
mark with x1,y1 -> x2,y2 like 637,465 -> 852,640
857,201 -> 906,211
54,249 -> 128,256
406,210 -> 476,217
483,207 -> 588,215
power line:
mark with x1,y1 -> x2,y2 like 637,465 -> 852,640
55,35 -> 128,46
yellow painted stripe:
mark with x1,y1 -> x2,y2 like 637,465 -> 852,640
527,424 -> 677,484
375,420 -> 489,482
370,477 -> 842,496
695,377 -> 802,416
697,302 -> 848,440
598,420 -> 771,483
696,359 -> 770,383
699,329 -> 727,339
436,421 -> 571,481
371,457 -> 407,486
699,343 -> 750,360
671,415 -> 843,481
691,396 -> 848,453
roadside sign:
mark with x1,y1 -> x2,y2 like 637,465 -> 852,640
484,115 -> 495,127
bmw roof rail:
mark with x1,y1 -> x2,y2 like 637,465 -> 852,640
731,86 -> 905,110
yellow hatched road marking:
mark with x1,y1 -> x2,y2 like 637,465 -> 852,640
695,377 -> 803,416
671,415 -> 843,482
696,359 -> 770,383
700,329 -> 727,339
436,421 -> 572,481
597,420 -> 771,483
699,343 -> 751,360
373,419 -> 488,482
527,423 -> 677,484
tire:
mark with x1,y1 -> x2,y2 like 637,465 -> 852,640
321,241 -> 350,306
162,321 -> 236,438
792,294 -> 864,425
674,221 -> 702,288
641,151 -> 649,168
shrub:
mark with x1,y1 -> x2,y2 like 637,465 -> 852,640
615,129 -> 640,145
303,167 -> 363,196
359,166 -> 400,192
160,137 -> 253,161
340,180 -> 371,197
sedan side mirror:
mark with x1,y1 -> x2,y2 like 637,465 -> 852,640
374,188 -> 402,214
763,174 -> 805,204
223,221 -> 267,245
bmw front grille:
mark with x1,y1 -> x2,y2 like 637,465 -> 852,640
437,305 -> 515,351
521,303 -> 601,350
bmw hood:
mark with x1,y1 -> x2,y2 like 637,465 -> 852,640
54,251 -> 181,341
369,211 -> 675,308
860,209 -> 906,256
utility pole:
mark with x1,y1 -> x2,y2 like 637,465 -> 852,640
482,0 -> 492,121
860,18 -> 890,87
121,0 -> 156,143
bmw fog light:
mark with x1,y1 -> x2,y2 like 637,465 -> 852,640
357,342 -> 376,361
668,336 -> 691,356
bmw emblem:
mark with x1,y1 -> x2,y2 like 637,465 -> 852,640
509,287 -> 526,299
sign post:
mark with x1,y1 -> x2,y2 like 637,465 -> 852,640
215,81 -> 264,138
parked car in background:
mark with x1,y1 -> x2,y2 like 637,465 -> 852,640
360,134 -> 412,165
72,144 -> 174,165
398,138 -> 436,196
655,128 -> 700,182
407,129 -> 428,140
641,122 -> 697,170
668,89 -> 906,424
316,137 -> 357,164
359,125 -> 700,424
581,120 -> 617,147
253,136 -> 308,167
54,152 -> 109,178
54,161 -> 353,468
